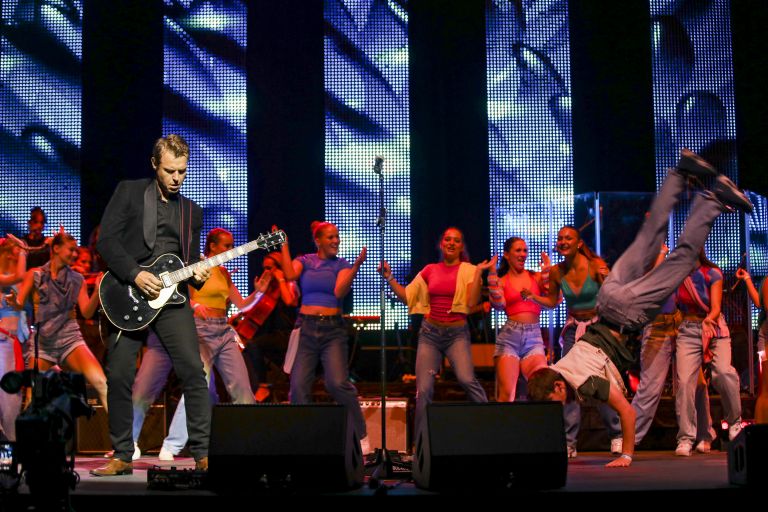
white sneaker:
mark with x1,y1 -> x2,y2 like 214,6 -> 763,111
610,438 -> 623,456
158,447 -> 175,461
567,446 -> 577,459
728,421 -> 744,441
360,436 -> 371,455
695,440 -> 711,454
132,443 -> 141,461
675,440 -> 693,457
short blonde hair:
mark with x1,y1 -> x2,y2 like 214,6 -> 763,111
152,134 -> 190,164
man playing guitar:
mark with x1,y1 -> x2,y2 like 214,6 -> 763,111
91,135 -> 211,476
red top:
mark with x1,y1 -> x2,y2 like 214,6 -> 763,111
676,265 -> 722,316
504,271 -> 542,317
421,263 -> 466,323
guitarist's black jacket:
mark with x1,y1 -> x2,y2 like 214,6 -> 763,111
97,178 -> 203,287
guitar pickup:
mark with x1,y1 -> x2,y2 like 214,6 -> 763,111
159,272 -> 172,288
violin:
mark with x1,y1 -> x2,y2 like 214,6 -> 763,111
229,287 -> 281,340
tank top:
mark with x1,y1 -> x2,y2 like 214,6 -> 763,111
561,273 -> 599,311
191,266 -> 229,310
34,262 -> 82,338
503,271 -> 542,317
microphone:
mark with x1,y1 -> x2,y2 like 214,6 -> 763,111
729,252 -> 748,293
373,156 -> 384,175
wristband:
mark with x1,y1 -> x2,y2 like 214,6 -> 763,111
387,275 -> 395,283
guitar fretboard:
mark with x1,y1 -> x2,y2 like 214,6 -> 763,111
166,232 -> 284,285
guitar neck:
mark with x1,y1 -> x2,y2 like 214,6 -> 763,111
167,240 -> 262,285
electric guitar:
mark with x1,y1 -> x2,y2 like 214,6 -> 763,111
99,230 -> 286,331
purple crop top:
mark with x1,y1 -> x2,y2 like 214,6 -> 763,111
298,253 -> 352,309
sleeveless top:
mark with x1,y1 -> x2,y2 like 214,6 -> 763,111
561,273 -> 599,311
34,262 -> 82,338
503,272 -> 542,317
191,266 -> 229,310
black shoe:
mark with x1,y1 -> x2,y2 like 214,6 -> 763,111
676,148 -> 717,178
713,175 -> 754,213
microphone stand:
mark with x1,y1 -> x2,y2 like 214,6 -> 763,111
32,322 -> 41,406
368,156 -> 397,484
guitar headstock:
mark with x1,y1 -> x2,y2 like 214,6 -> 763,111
256,230 -> 287,250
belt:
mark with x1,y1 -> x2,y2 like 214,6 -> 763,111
424,318 -> 466,328
598,317 -> 639,335
299,313 -> 342,322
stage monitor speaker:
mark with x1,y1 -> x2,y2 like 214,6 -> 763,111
360,398 -> 409,453
728,424 -> 768,486
208,404 -> 364,490
413,402 -> 567,490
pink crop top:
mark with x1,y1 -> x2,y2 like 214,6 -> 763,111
421,263 -> 466,323
503,272 -> 542,317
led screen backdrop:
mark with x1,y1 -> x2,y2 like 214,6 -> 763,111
486,0 -> 573,328
324,0 -> 410,328
747,191 -> 767,329
0,0 -> 82,242
163,0 -> 249,295
650,0 -> 740,301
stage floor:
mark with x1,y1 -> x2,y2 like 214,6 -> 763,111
3,449 -> 752,509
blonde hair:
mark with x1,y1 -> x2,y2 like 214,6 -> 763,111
152,134 -> 190,164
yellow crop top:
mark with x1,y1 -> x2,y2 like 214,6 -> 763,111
190,266 -> 229,309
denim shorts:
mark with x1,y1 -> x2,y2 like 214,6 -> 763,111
494,319 -> 546,359
34,320 -> 86,364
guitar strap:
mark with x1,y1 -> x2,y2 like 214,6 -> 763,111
179,196 -> 192,265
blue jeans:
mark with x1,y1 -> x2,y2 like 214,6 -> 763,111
493,320 -> 545,359
163,318 -> 255,453
561,323 -> 621,448
676,320 -> 741,443
132,330 -> 219,453
598,170 -> 725,330
631,313 -> 715,444
289,315 -> 365,438
132,331 -> 173,443
415,320 -> 488,431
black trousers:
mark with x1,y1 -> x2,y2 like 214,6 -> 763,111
106,302 -> 210,462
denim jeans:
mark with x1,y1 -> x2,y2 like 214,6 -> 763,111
289,315 -> 366,438
493,319 -> 545,359
631,313 -> 715,444
675,320 -> 741,443
132,331 -> 173,443
162,318 -> 255,453
132,329 -> 220,454
560,323 -> 621,448
598,170 -> 725,331
415,320 -> 488,432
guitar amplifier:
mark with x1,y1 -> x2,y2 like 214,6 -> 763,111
76,402 -> 166,454
359,398 -> 410,454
